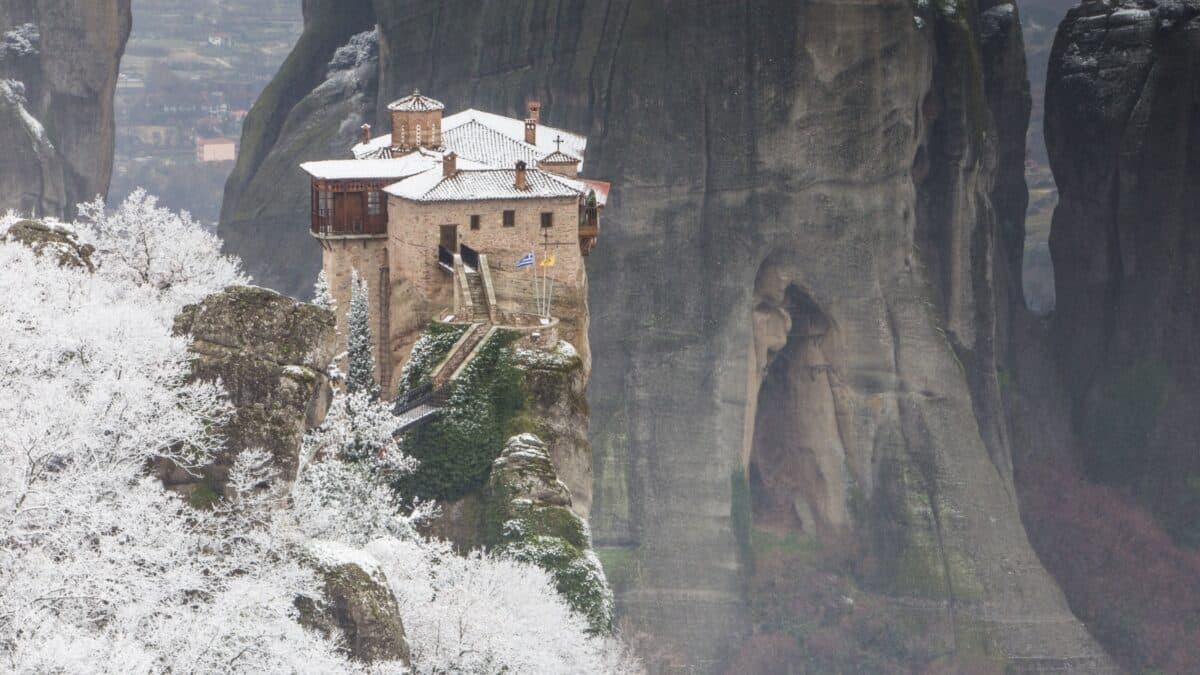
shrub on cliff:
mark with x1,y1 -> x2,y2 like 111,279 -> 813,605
396,329 -> 529,500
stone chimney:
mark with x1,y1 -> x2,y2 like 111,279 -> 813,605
443,152 -> 457,178
527,100 -> 541,123
515,160 -> 528,191
360,123 -> 372,146
525,119 -> 537,145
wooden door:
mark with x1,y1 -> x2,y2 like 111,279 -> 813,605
439,224 -> 458,253
344,191 -> 366,233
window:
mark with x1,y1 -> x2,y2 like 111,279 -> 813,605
470,214 -> 481,231
368,190 -> 382,216
416,124 -> 422,146
503,210 -> 516,228
399,124 -> 406,146
541,212 -> 554,228
317,190 -> 332,216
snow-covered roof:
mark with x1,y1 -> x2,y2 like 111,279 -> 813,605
302,149 -> 491,182
539,150 -> 580,165
385,167 -> 584,203
300,155 -> 439,181
541,173 -> 610,207
386,89 -> 445,112
441,119 -> 542,167
444,109 -> 586,160
351,107 -> 586,168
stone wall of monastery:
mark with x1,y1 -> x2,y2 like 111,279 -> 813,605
320,236 -> 388,385
387,194 -> 590,371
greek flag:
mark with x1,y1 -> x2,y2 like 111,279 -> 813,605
516,251 -> 536,269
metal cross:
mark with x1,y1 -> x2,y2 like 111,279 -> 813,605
554,135 -> 564,153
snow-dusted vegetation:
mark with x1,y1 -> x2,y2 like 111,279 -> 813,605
0,195 -> 639,673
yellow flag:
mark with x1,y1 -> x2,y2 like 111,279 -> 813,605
540,254 -> 556,268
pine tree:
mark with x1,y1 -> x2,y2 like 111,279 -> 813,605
346,270 -> 376,396
312,269 -> 334,310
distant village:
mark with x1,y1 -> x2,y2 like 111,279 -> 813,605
110,0 -> 301,224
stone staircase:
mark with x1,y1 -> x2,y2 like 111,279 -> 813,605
432,323 -> 491,388
392,324 -> 495,435
466,272 -> 488,321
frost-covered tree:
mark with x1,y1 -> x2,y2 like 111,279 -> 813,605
292,389 -> 431,546
0,201 -> 641,674
346,269 -> 376,395
0,231 -> 360,672
312,268 -> 335,310
367,537 -> 641,674
76,189 -> 247,312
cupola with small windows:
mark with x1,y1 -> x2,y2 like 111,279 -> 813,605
388,89 -> 444,151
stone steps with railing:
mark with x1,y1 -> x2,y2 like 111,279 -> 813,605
391,323 -> 496,435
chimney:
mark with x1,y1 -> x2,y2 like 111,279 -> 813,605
525,119 -> 537,145
527,100 -> 541,123
360,123 -> 372,146
443,152 -> 457,178
515,160 -> 528,191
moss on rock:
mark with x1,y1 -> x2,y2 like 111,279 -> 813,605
480,434 -> 614,634
167,285 -> 337,495
296,541 -> 410,664
4,219 -> 95,271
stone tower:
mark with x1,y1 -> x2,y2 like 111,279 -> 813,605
389,90 -> 444,152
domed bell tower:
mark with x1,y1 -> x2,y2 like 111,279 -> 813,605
389,89 -> 445,153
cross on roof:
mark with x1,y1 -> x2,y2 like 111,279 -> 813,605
554,135 -> 564,152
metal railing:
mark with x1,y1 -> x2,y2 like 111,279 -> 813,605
394,383 -> 438,415
460,244 -> 480,271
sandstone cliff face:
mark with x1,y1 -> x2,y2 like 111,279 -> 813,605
220,1 -> 1113,671
1044,0 -> 1200,544
0,1 -> 130,218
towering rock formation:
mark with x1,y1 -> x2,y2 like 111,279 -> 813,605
0,0 -> 131,218
221,1 -> 1114,671
219,0 -> 376,296
1044,0 -> 1200,544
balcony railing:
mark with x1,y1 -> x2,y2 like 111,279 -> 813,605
312,214 -> 375,237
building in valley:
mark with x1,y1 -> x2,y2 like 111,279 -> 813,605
196,137 -> 237,162
300,91 -> 607,396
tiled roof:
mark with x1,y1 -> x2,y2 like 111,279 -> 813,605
443,109 -> 586,160
386,89 -> 445,112
300,155 -> 438,180
385,167 -> 584,203
539,150 -> 580,165
351,107 -> 586,167
442,119 -> 540,167
302,150 -> 489,181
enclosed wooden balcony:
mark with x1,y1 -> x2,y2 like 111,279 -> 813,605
310,181 -> 389,238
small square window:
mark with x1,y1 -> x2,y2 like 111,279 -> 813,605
541,212 -> 554,228
470,214 -> 481,230
503,210 -> 516,228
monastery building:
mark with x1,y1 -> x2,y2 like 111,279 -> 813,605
301,91 -> 607,395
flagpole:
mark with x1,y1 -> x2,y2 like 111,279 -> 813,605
531,245 -> 539,317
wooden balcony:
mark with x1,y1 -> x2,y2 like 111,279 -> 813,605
579,210 -> 599,256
